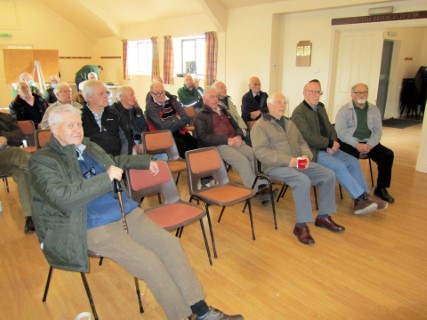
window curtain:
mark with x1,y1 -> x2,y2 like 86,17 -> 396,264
204,31 -> 218,86
122,39 -> 128,80
151,37 -> 160,80
163,35 -> 174,84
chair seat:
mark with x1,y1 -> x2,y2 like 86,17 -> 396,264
196,184 -> 255,205
168,160 -> 186,173
145,202 -> 205,231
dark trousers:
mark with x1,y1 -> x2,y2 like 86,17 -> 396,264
173,131 -> 198,158
339,141 -> 394,189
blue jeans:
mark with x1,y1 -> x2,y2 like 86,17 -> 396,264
317,149 -> 369,199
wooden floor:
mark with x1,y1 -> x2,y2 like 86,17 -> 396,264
1,124 -> 426,320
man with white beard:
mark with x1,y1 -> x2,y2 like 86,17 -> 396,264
335,83 -> 395,204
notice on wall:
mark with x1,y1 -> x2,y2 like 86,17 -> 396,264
296,41 -> 312,67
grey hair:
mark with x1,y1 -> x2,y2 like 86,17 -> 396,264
48,104 -> 82,127
267,92 -> 285,105
116,86 -> 133,101
81,80 -> 105,101
202,86 -> 217,97
53,82 -> 71,96
18,72 -> 32,82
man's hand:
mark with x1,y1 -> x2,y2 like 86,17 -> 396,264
289,157 -> 298,168
250,110 -> 262,120
107,166 -> 124,181
0,136 -> 7,146
194,78 -> 200,88
356,143 -> 370,154
149,161 -> 160,176
228,136 -> 242,148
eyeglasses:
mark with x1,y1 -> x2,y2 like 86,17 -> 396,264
151,91 -> 165,97
82,167 -> 96,179
352,91 -> 368,95
59,90 -> 72,94
305,90 -> 323,96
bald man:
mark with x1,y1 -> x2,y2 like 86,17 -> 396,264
241,76 -> 269,124
177,75 -> 204,111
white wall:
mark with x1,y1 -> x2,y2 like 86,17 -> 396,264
0,0 -> 95,107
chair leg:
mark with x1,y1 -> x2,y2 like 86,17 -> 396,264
42,266 -> 54,302
98,257 -> 104,266
80,272 -> 99,320
339,183 -> 343,200
2,177 -> 10,193
134,277 -> 144,313
313,186 -> 319,210
204,205 -> 217,259
174,172 -> 181,184
368,158 -> 374,187
269,184 -> 278,230
217,206 -> 226,223
246,199 -> 256,240
278,185 -> 288,202
199,218 -> 213,266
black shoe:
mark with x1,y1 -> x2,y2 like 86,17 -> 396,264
24,217 -> 35,234
374,187 -> 395,204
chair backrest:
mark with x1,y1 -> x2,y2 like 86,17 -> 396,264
184,106 -> 196,122
125,160 -> 180,204
18,120 -> 36,146
36,129 -> 51,148
141,130 -> 180,160
185,147 -> 229,193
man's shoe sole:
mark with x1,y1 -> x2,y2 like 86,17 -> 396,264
354,202 -> 377,215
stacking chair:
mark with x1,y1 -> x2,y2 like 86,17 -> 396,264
17,120 -> 37,153
185,147 -> 257,261
1,175 -> 10,192
126,160 -> 213,265
141,130 -> 187,184
35,129 -> 51,149
42,251 -> 144,320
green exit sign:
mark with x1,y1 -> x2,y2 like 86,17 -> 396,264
0,33 -> 12,38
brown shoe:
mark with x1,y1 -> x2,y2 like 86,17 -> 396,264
314,216 -> 345,232
354,197 -> 377,215
293,224 -> 315,245
370,194 -> 388,210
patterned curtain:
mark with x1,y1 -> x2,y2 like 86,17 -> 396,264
122,39 -> 128,80
151,37 -> 160,80
163,35 -> 174,84
204,31 -> 218,86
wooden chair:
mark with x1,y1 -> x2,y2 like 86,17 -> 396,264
35,129 -> 51,149
185,147 -> 257,261
17,120 -> 37,153
141,130 -> 187,184
126,160 -> 213,265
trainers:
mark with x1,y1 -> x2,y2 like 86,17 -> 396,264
254,187 -> 278,205
196,307 -> 244,320
24,216 -> 35,234
354,197 -> 377,215
370,194 -> 388,210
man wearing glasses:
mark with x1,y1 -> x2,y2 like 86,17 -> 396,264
146,82 -> 197,158
335,83 -> 394,204
292,79 -> 387,216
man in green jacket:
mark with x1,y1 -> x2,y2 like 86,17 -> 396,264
177,75 -> 204,111
29,104 -> 243,320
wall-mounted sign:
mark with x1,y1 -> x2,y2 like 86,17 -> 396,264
296,40 -> 312,67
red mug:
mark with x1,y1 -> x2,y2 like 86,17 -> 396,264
297,157 -> 307,169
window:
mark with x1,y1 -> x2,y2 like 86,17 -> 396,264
174,35 -> 205,77
127,40 -> 152,75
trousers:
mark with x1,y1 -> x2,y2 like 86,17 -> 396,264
317,149 -> 369,199
269,162 -> 336,223
87,208 -> 206,320
339,142 -> 394,188
217,143 -> 263,189
0,147 -> 32,217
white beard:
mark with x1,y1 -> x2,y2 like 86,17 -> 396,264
356,97 -> 367,105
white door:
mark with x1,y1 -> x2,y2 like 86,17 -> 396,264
330,29 -> 384,120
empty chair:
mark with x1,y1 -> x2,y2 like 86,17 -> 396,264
185,147 -> 257,260
126,160 -> 213,265
141,130 -> 186,184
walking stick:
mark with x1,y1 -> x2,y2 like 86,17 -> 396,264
113,179 -> 144,313
113,179 -> 129,233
